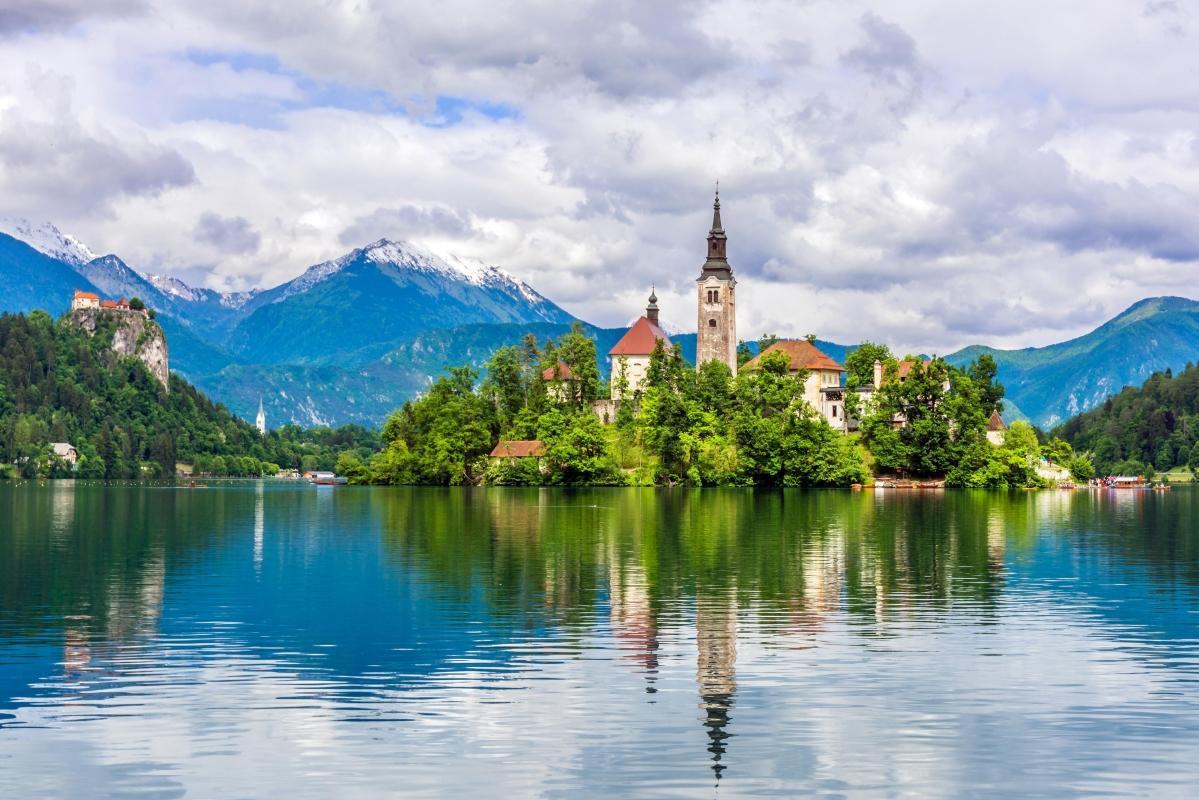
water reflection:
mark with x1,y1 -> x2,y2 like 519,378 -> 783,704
1,484 -> 1198,797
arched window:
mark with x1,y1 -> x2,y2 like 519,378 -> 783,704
712,290 -> 719,303
708,318 -> 717,327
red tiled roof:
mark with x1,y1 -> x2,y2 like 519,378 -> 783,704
742,340 -> 844,373
541,360 -> 575,381
489,440 -> 546,458
896,358 -> 928,380
73,290 -> 99,301
609,316 -> 671,357
987,410 -> 1007,431
100,299 -> 119,309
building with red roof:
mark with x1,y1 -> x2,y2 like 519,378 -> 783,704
71,290 -> 100,311
489,440 -> 547,460
608,289 -> 671,399
742,339 -> 853,430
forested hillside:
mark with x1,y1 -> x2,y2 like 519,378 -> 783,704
1056,362 -> 1199,475
0,311 -> 375,478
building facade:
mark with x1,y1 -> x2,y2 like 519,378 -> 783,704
608,290 -> 672,399
696,190 -> 737,375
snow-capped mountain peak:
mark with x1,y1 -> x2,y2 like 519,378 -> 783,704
146,273 -> 260,308
279,238 -> 543,305
0,217 -> 96,266
147,273 -> 204,302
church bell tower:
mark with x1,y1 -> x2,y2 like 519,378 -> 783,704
696,188 -> 737,375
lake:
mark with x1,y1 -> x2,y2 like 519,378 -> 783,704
2,483 -> 1198,798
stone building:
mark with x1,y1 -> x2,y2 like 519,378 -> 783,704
696,190 -> 738,375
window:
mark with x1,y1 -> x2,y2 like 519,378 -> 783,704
709,318 -> 717,327
832,405 -> 839,418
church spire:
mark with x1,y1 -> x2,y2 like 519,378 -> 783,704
646,286 -> 659,325
700,185 -> 731,279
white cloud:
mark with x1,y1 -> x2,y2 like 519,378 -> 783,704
0,0 -> 1197,352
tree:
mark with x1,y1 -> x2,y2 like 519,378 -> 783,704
845,342 -> 893,389
537,409 -> 620,485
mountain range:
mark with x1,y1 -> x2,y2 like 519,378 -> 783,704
1,218 -> 1195,430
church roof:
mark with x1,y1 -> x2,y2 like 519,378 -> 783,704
987,410 -> 1007,431
742,340 -> 844,373
609,316 -> 671,357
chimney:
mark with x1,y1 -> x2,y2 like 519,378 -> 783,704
646,287 -> 659,325
873,359 -> 883,388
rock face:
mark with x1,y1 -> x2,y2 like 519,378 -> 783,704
68,308 -> 170,390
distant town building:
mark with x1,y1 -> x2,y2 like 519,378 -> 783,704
256,397 -> 267,435
696,189 -> 738,375
49,442 -> 78,466
986,410 -> 1007,445
71,290 -> 148,316
71,290 -> 100,311
608,289 -> 672,399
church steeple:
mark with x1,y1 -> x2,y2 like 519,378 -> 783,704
696,187 -> 737,375
701,187 -> 731,279
646,286 -> 659,325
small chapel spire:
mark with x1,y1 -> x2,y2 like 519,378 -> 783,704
646,286 -> 660,325
711,183 -> 723,234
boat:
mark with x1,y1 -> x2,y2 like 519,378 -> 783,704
1153,484 -> 1172,492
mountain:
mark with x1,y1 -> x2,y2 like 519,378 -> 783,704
947,297 -> 1199,428
0,232 -> 101,314
0,218 -> 95,266
1056,361 -> 1199,474
227,239 -> 576,365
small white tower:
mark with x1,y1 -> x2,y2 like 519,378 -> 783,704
255,396 -> 266,435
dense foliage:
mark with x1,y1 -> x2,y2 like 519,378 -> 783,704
0,311 -> 373,479
1056,362 -> 1199,476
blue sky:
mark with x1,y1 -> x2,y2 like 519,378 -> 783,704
0,0 -> 1197,352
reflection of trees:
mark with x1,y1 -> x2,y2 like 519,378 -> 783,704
377,488 -> 1014,637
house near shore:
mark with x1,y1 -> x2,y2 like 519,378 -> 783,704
49,442 -> 78,467
741,339 -> 858,431
489,440 -> 547,470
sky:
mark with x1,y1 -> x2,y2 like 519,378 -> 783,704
0,0 -> 1197,353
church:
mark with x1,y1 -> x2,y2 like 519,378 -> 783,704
606,190 -> 739,398
605,190 -> 856,432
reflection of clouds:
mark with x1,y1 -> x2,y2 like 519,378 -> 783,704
7,599 -> 1199,798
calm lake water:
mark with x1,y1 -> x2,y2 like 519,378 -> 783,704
2,483 -> 1199,798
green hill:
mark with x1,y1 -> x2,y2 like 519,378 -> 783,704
947,297 -> 1199,428
1056,361 -> 1199,475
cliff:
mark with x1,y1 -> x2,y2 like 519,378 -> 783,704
67,308 -> 170,390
